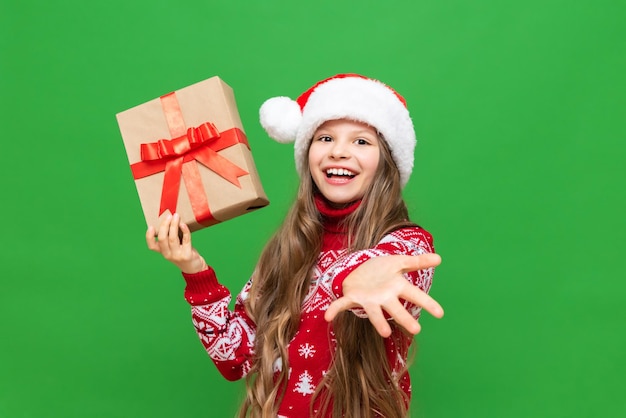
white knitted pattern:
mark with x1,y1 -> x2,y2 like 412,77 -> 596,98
191,280 -> 255,376
188,227 -> 435,415
306,228 -> 434,319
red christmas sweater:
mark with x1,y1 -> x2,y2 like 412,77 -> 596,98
182,197 -> 435,417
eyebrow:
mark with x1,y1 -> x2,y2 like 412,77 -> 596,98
353,130 -> 377,136
315,129 -> 377,137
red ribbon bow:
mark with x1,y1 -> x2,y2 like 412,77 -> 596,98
130,92 -> 249,226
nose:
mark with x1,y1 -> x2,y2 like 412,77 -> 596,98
329,140 -> 350,159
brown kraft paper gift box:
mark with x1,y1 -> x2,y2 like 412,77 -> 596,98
116,76 -> 269,232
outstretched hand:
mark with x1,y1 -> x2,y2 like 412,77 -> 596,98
324,253 -> 444,338
146,213 -> 208,274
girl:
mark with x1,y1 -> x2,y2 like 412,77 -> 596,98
147,74 -> 444,418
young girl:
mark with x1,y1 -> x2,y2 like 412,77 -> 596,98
147,74 -> 444,418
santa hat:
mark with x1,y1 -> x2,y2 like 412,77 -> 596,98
259,73 -> 416,187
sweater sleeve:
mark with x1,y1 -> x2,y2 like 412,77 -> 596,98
182,267 -> 256,381
328,227 -> 436,320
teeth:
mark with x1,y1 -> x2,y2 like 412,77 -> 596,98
326,168 -> 355,176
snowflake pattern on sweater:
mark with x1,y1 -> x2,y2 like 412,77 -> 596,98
182,204 -> 435,417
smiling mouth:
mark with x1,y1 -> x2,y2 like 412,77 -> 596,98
325,168 -> 356,179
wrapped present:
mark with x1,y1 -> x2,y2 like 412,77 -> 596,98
116,76 -> 269,232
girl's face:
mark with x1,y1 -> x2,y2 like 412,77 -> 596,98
308,119 -> 380,205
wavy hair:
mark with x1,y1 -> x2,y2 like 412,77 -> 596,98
240,132 -> 417,417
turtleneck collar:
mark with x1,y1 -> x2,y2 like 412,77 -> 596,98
314,193 -> 361,235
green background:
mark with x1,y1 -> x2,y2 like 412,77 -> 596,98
1,0 -> 624,417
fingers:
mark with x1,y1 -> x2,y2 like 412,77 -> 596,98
148,213 -> 192,257
366,306 -> 392,338
168,213 -> 181,247
146,226 -> 159,251
156,213 -> 172,254
325,297 -> 355,322
326,293 -> 424,337
384,298 -> 422,335
400,282 -> 444,318
180,222 -> 192,246
326,298 -> 393,338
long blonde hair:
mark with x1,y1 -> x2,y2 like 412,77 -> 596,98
241,134 -> 417,417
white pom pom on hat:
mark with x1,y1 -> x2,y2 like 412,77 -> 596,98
259,96 -> 302,144
259,73 -> 417,187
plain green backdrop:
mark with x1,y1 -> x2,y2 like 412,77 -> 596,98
1,0 -> 624,417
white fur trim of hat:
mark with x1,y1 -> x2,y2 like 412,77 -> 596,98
259,73 -> 416,187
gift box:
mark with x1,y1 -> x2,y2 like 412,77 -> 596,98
116,76 -> 269,232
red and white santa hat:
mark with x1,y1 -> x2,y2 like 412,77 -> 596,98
259,74 -> 417,187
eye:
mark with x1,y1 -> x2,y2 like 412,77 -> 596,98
317,135 -> 333,142
355,138 -> 370,145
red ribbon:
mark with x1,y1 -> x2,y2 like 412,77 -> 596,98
130,92 -> 249,226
